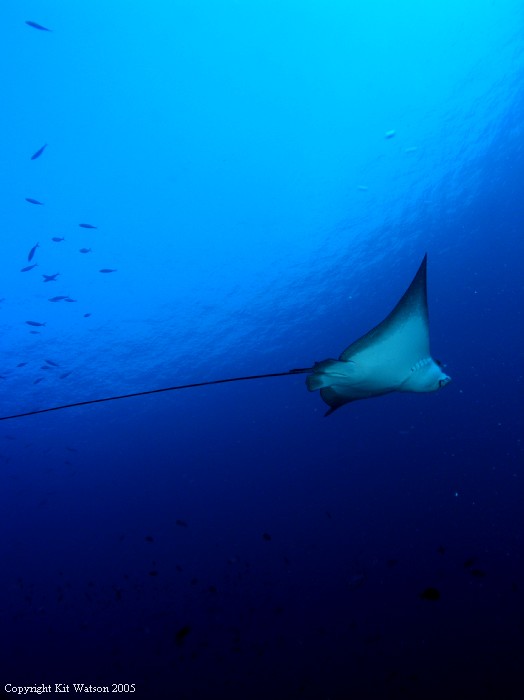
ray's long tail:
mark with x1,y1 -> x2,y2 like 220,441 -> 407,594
0,367 -> 313,422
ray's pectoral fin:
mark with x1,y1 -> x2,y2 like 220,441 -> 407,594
306,254 -> 451,414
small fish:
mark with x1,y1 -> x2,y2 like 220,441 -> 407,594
59,371 -> 72,379
51,237 -> 65,242
25,320 -> 46,327
48,296 -> 68,302
33,377 -> 44,384
21,264 -> 38,272
99,269 -> 117,273
17,362 -> 28,367
79,223 -> 97,229
470,569 -> 486,578
28,243 -> 39,261
25,21 -> 52,31
29,331 -> 40,335
45,359 -> 59,367
42,273 -> 60,282
385,130 -> 396,139
79,248 -> 91,254
83,313 -> 92,318
25,197 -> 44,205
175,625 -> 191,646
40,365 -> 52,370
31,144 -> 47,160
420,587 -> 440,601
64,297 -> 77,303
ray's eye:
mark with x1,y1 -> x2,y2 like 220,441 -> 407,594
435,359 -> 443,368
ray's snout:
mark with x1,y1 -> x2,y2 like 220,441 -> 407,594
439,374 -> 451,389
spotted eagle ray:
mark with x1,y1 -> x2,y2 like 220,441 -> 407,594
306,254 -> 451,414
0,255 -> 449,421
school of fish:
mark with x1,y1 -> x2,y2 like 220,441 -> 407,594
4,22 -> 120,385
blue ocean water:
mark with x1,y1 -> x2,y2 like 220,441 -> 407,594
1,2 -> 523,698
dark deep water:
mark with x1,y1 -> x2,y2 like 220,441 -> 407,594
1,3 -> 523,699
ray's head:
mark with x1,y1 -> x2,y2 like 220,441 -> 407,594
434,359 -> 452,391
401,357 -> 451,393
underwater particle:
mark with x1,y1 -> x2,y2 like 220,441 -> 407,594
386,559 -> 399,568
28,242 -> 39,261
45,359 -> 59,367
42,273 -> 60,282
145,535 -> 154,543
175,625 -> 191,646
347,574 -> 365,590
21,264 -> 38,272
25,20 -> 52,31
208,585 -> 217,594
79,223 -> 97,229
385,129 -> 396,139
25,197 -> 44,205
463,557 -> 476,568
99,268 -> 117,273
149,570 -> 159,577
262,532 -> 272,541
190,577 -> 198,586
437,545 -> 446,555
404,146 -> 418,153
51,236 -> 65,242
176,519 -> 188,528
79,248 -> 91,254
420,587 -> 440,601
25,320 -> 46,327
48,296 -> 68,302
31,144 -> 47,160
357,185 -> 368,191
176,565 -> 183,572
